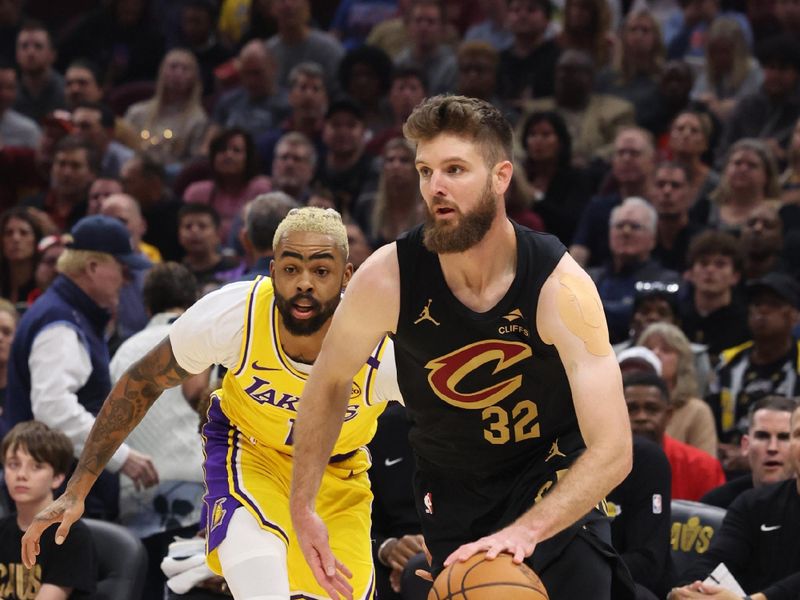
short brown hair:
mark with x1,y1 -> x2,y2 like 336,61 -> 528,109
2,421 -> 74,476
403,94 -> 513,167
687,230 -> 744,273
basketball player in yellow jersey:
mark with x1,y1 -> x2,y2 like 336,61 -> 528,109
20,207 -> 402,600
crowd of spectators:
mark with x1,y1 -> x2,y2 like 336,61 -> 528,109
0,0 -> 799,598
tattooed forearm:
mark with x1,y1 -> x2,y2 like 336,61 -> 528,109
71,337 -> 191,483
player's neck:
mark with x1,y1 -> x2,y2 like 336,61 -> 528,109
277,318 -> 330,365
438,217 -> 517,313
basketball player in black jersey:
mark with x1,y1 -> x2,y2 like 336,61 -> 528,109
290,95 -> 635,600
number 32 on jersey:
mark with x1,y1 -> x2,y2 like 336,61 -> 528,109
425,340 -> 541,445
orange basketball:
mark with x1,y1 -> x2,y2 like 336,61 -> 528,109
428,552 -> 549,600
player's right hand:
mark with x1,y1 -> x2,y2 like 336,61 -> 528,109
21,491 -> 85,568
293,507 -> 353,600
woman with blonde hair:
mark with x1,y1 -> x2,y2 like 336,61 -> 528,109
691,138 -> 780,233
637,322 -> 718,457
352,137 -> 425,247
124,48 -> 209,168
600,10 -> 665,125
691,16 -> 763,121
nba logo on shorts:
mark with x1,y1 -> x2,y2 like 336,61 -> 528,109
652,494 -> 662,515
424,492 -> 434,515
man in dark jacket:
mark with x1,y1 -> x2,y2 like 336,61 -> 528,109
2,215 -> 158,519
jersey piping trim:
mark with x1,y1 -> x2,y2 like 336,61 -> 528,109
271,300 -> 309,380
233,276 -> 266,377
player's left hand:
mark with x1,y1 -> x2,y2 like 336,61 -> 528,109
444,523 -> 537,566
292,507 -> 353,600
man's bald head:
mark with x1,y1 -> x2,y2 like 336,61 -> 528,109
101,193 -> 146,244
238,40 -> 276,98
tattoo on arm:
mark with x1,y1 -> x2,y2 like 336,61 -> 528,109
556,273 -> 612,357
75,338 -> 191,478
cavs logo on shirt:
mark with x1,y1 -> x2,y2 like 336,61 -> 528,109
425,340 -> 532,409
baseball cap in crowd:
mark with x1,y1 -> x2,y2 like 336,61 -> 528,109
67,215 -> 150,269
746,272 -> 800,309
617,346 -> 663,376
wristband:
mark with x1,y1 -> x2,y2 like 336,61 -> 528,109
377,537 -> 397,567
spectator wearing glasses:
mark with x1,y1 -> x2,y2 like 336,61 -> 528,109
589,196 -> 681,343
570,127 -> 655,268
650,161 -> 706,272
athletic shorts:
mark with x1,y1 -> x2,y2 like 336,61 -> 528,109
202,396 -> 377,599
413,457 -> 635,600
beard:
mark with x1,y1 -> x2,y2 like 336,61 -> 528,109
274,289 -> 341,336
422,177 -> 497,254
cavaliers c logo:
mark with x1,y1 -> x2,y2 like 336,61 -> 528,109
425,340 -> 532,409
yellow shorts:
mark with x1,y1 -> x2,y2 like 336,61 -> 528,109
202,399 -> 376,598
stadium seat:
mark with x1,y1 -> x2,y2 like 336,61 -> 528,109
84,518 -> 147,600
670,499 -> 727,579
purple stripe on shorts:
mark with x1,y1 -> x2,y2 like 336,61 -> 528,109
202,396 -> 241,554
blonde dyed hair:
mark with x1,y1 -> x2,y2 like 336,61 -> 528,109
637,322 -> 699,408
56,249 -> 115,277
706,16 -> 752,93
272,207 -> 349,259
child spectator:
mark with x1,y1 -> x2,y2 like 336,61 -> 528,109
0,421 -> 95,599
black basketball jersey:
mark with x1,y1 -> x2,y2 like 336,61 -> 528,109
394,222 -> 585,480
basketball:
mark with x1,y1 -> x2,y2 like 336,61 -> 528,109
428,552 -> 549,600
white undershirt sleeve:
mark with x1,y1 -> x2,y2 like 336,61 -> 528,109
29,324 -> 131,472
169,281 -> 251,374
372,338 -> 404,405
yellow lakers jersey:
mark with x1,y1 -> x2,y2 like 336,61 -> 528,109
216,277 -> 388,457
